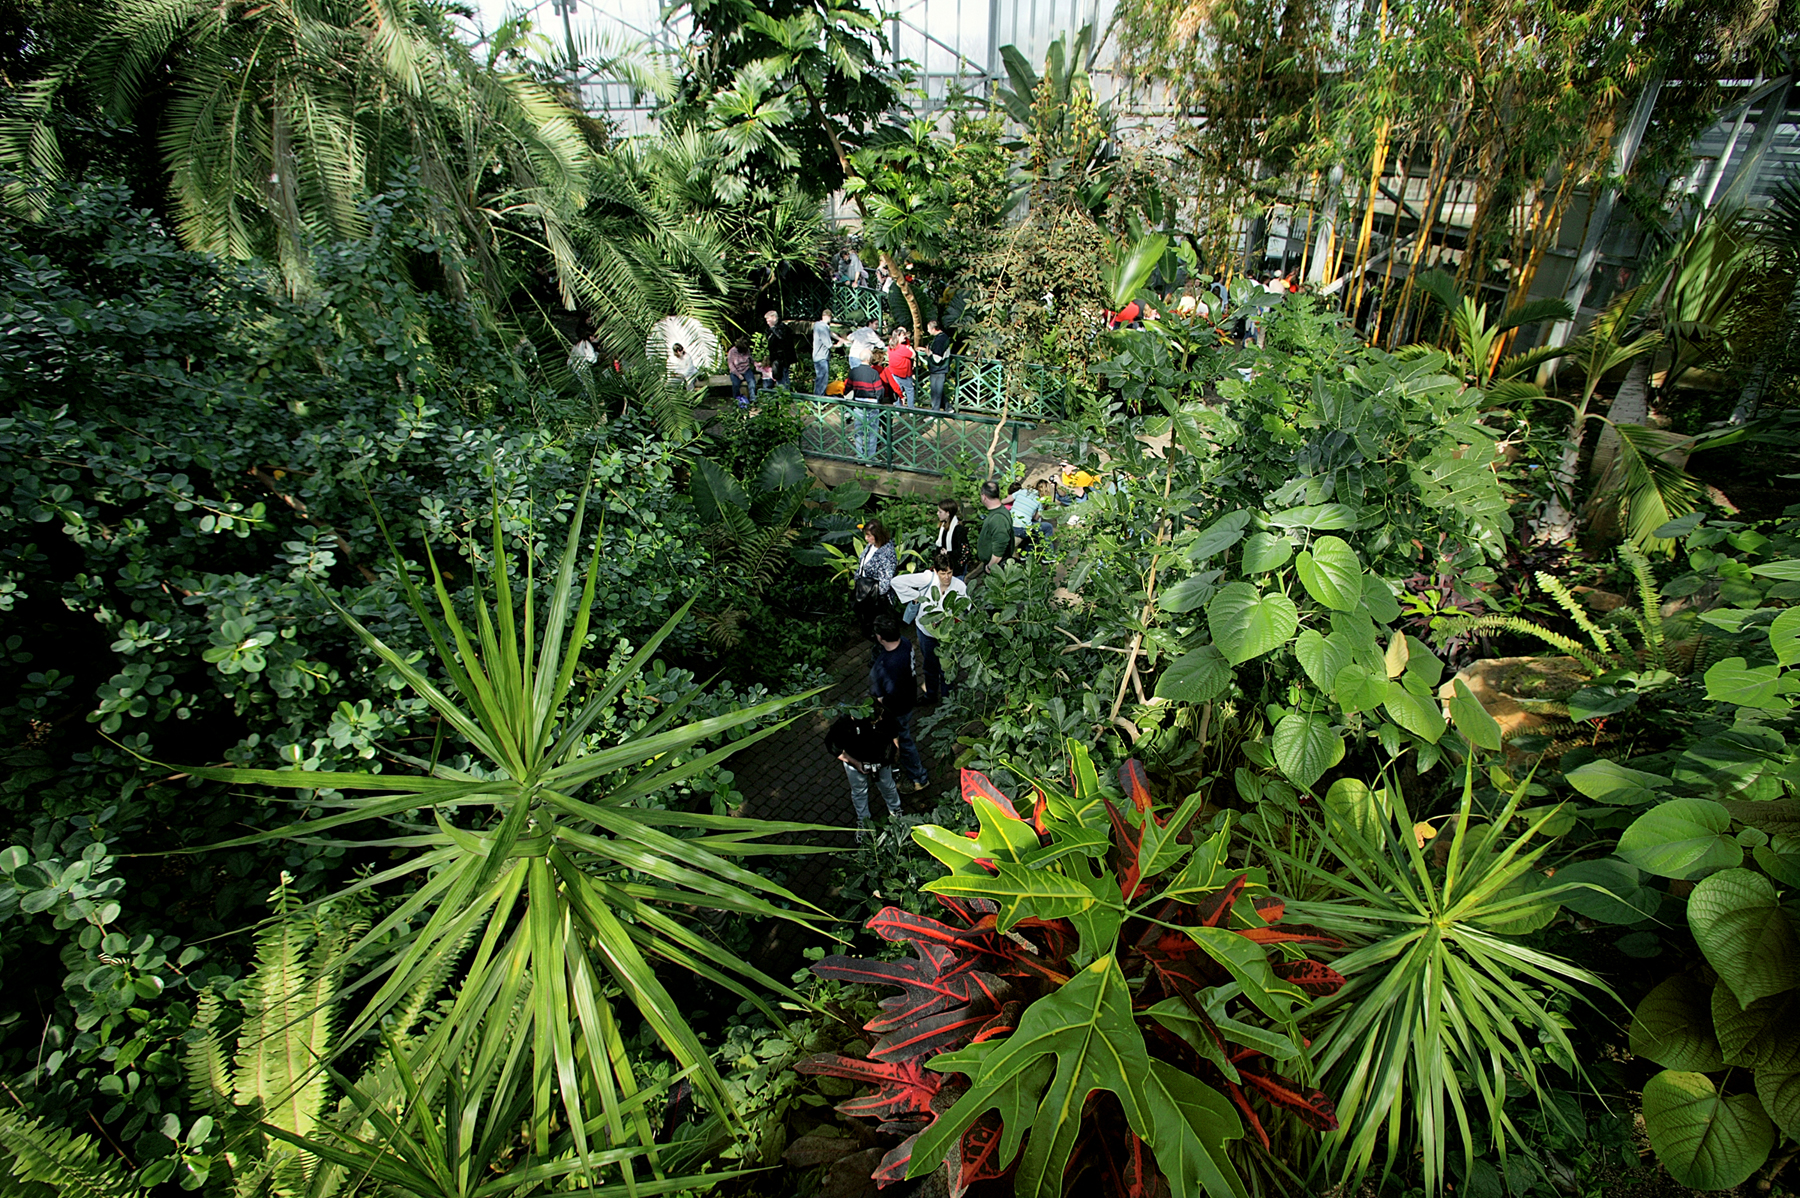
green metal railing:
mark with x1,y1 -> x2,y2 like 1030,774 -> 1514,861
798,395 -> 1031,477
829,282 -> 886,327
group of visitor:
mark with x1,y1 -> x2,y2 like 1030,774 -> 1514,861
832,474 -> 1083,836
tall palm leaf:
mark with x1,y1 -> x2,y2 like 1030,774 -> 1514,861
177,489 -> 832,1179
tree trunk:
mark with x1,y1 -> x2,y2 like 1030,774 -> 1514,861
881,250 -> 924,339
1537,65 -> 1664,383
1346,120 -> 1391,324
1589,353 -> 1651,482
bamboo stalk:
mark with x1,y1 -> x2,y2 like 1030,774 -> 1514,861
1346,118 -> 1392,324
1370,146 -> 1411,344
1388,131 -> 1456,349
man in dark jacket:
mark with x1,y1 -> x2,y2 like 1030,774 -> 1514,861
825,705 -> 902,832
764,309 -> 795,388
871,612 -> 930,791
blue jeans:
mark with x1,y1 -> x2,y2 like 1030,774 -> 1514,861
843,761 -> 901,822
897,376 -> 916,406
730,372 -> 756,405
917,627 -> 945,701
929,371 -> 947,409
814,358 -> 829,395
772,361 -> 789,387
852,407 -> 881,459
893,708 -> 928,787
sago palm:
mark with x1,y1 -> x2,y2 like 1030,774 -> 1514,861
181,489 -> 832,1182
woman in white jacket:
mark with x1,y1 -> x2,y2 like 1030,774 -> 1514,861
889,550 -> 968,704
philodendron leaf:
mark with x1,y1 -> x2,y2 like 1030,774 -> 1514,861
1710,982 -> 1800,1070
1448,678 -> 1501,751
1188,510 -> 1251,563
1554,858 -> 1661,924
1641,1070 -> 1775,1190
1271,712 -> 1344,790
1293,536 -> 1360,611
1687,868 -> 1800,1007
1703,657 -> 1793,712
1207,583 -> 1298,666
1155,645 -> 1231,704
1240,532 -> 1292,574
1616,798 -> 1742,880
1562,758 -> 1669,806
1628,975 -> 1723,1072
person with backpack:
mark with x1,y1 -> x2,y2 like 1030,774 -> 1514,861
824,705 -> 902,835
890,550 -> 967,704
870,611 -> 930,791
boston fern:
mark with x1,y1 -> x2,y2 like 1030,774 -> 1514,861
175,489 -> 831,1184
799,746 -> 1342,1197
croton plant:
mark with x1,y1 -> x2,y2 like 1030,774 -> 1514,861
798,742 -> 1344,1197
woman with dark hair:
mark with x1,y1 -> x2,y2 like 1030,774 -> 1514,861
934,498 -> 970,577
851,518 -> 897,639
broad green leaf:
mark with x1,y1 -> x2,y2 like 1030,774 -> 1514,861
923,860 -> 1116,931
1188,510 -> 1252,563
1266,502 -> 1358,530
1322,778 -> 1388,853
1448,679 -> 1501,751
1629,976 -> 1723,1071
1563,759 -> 1669,806
1271,712 -> 1344,790
1704,657 -> 1791,712
1206,584 -> 1298,666
1757,1027 -> 1800,1140
1240,532 -> 1292,573
1687,868 -> 1800,1006
1359,576 -> 1402,624
1293,536 -> 1361,611
1161,570 -> 1222,614
1294,629 -> 1351,692
1383,632 -> 1409,679
1554,858 -> 1660,924
1186,927 -> 1305,1021
1160,822 -> 1233,902
1143,1060 -> 1250,1198
1641,1070 -> 1775,1190
1755,834 -> 1800,886
913,957 -> 1153,1194
1711,982 -> 1800,1070
1748,560 -> 1800,580
1402,635 -> 1444,689
1771,608 -> 1800,667
1382,680 -> 1445,743
1068,869 -> 1127,968
1155,645 -> 1232,704
1617,798 -> 1742,879
1332,663 -> 1387,714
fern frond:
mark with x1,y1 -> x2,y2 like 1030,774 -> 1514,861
185,988 -> 235,1117
0,1110 -> 140,1198
1619,544 -> 1666,671
1437,614 -> 1609,676
1535,572 -> 1623,659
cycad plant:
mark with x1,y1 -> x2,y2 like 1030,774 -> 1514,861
1266,763 -> 1609,1196
182,489 -> 830,1184
1408,268 -> 1572,396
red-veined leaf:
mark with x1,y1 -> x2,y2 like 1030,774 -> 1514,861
1271,958 -> 1348,996
961,768 -> 1023,819
1119,759 -> 1156,815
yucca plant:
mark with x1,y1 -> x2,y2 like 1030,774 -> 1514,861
179,489 -> 831,1185
1265,763 -> 1611,1196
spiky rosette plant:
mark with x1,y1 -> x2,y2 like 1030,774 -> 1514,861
798,743 -> 1344,1197
174,488 -> 833,1186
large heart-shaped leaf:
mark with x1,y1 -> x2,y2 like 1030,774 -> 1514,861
1382,681 -> 1445,743
1294,629 -> 1350,692
1332,663 -> 1388,714
1641,1070 -> 1775,1190
1757,1029 -> 1800,1140
1703,657 -> 1792,712
1240,532 -> 1292,574
1629,976 -> 1723,1071
1563,758 -> 1669,806
1616,799 -> 1742,879
1155,644 -> 1232,704
1359,577 -> 1401,624
1293,537 -> 1361,611
1710,982 -> 1800,1070
1447,678 -> 1501,751
1207,584 -> 1298,666
1555,858 -> 1661,924
1187,510 -> 1251,563
1161,570 -> 1222,614
1688,868 -> 1800,1007
1321,777 -> 1389,853
1272,712 -> 1344,790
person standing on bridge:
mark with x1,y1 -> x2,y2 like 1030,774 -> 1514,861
764,309 -> 795,388
812,307 -> 843,395
886,327 -> 916,407
926,319 -> 951,410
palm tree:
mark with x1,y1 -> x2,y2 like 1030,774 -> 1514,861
1408,268 -> 1573,394
3,0 -> 588,298
847,120 -> 954,336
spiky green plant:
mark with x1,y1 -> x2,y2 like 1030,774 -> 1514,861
1268,763 -> 1611,1196
0,1110 -> 141,1198
178,488 -> 830,1185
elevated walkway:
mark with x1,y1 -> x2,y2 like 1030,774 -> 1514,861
794,394 -> 1054,488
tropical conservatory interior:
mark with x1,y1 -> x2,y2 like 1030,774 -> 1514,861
2,0 -> 1800,1193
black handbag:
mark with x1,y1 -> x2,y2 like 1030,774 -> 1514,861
852,574 -> 882,604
